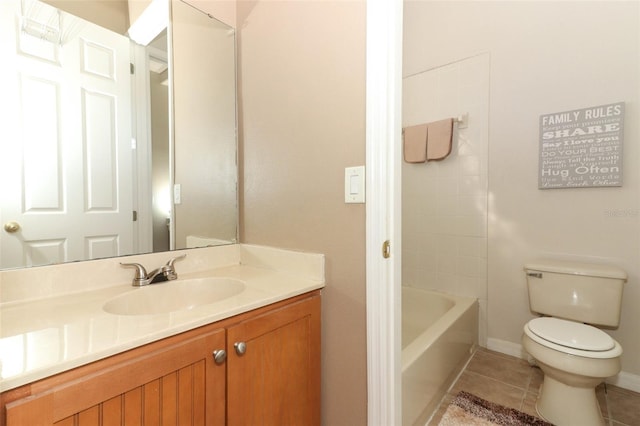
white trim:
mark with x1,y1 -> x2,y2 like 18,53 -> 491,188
131,43 -> 153,255
486,337 -> 527,359
487,337 -> 640,393
608,371 -> 640,394
366,1 -> 403,425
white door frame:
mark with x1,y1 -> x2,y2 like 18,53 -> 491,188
132,43 -> 154,255
365,0 -> 403,425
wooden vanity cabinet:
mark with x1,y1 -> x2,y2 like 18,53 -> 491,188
1,291 -> 320,426
2,326 -> 227,426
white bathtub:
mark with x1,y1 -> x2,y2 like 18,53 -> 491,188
402,287 -> 478,425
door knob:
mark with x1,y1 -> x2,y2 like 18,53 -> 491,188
234,341 -> 247,355
3,221 -> 20,233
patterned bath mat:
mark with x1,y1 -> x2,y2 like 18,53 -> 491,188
438,391 -> 553,426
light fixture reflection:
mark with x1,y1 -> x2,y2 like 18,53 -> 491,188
127,0 -> 168,46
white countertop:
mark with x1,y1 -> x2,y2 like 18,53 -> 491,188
0,244 -> 325,392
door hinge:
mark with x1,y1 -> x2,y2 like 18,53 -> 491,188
382,240 -> 391,259
130,63 -> 135,74
132,210 -> 138,222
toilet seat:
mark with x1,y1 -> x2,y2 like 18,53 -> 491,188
529,317 -> 614,351
524,318 -> 622,359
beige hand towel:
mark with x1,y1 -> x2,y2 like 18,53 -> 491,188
403,124 -> 428,163
427,118 -> 454,161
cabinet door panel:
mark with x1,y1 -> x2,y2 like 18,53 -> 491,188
77,405 -> 100,426
161,371 -> 178,425
6,328 -> 226,426
102,395 -> 124,426
54,417 -> 74,426
177,364 -> 195,426
142,380 -> 160,425
124,387 -> 142,425
193,360 -> 207,426
227,295 -> 321,426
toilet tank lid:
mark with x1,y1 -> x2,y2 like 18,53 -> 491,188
525,260 -> 627,280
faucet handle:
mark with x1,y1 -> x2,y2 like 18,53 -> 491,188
120,262 -> 148,280
163,254 -> 186,280
165,254 -> 186,268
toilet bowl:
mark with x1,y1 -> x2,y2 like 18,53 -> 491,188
521,261 -> 626,426
522,317 -> 622,426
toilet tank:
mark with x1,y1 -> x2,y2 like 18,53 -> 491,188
525,260 -> 626,327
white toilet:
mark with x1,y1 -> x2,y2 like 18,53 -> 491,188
521,260 -> 626,426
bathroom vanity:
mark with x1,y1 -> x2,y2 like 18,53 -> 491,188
0,244 -> 324,425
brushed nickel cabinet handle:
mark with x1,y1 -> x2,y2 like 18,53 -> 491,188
234,341 -> 246,355
213,349 -> 227,364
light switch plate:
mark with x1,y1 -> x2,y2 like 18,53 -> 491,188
173,184 -> 182,204
345,166 -> 365,203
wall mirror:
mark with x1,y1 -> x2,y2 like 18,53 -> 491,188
0,0 -> 238,270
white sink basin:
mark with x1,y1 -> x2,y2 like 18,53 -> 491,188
103,278 -> 245,315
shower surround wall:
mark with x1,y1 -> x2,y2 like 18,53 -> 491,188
402,54 -> 490,345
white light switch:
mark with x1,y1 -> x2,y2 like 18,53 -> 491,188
350,175 -> 359,194
345,166 -> 365,203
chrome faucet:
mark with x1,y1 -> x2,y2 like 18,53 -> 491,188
120,254 -> 186,287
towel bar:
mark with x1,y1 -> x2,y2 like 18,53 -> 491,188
453,113 -> 468,129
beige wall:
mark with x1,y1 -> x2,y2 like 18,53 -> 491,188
50,0 -> 235,40
173,0 -> 238,248
237,1 -> 367,424
127,0 -> 151,26
45,0 -> 129,34
150,71 -> 171,252
129,0 -> 236,37
184,0 -> 236,28
404,0 -> 640,384
133,0 -> 236,29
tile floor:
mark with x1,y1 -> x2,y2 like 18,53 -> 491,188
428,348 -> 640,426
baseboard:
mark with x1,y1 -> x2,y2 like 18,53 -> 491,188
486,338 -> 528,359
485,338 -> 640,393
607,371 -> 640,393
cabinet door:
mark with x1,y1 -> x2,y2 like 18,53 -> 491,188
226,295 -> 321,426
5,328 -> 226,426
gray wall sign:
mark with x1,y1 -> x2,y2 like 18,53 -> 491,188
539,101 -> 624,189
